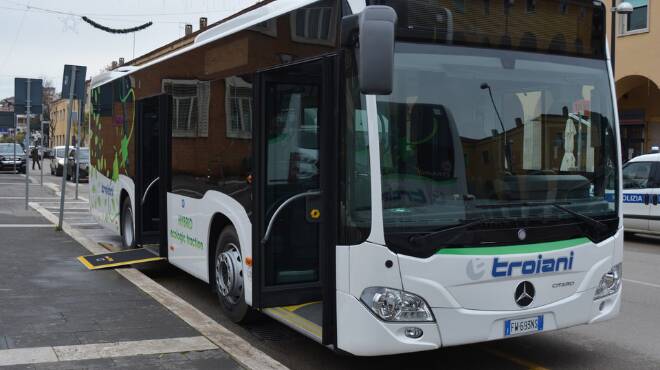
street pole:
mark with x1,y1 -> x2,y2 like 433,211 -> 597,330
12,113 -> 16,173
25,79 -> 30,210
58,66 -> 76,230
40,120 -> 44,186
611,7 -> 617,76
75,106 -> 80,200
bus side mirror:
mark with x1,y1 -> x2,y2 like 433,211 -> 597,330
341,6 -> 397,95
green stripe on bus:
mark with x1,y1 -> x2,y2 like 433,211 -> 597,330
435,237 -> 590,255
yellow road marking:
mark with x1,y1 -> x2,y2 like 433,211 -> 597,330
481,346 -> 550,370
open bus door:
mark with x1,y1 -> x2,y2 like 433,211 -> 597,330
253,55 -> 340,346
135,94 -> 171,256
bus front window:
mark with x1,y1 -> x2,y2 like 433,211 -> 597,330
377,43 -> 618,257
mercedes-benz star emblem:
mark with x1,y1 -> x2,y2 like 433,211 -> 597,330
517,228 -> 527,241
514,281 -> 535,307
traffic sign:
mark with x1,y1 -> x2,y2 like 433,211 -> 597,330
61,65 -> 87,99
14,78 -> 43,114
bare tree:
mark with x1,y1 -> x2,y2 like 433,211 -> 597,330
39,78 -> 56,147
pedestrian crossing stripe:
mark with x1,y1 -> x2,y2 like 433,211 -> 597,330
77,248 -> 165,270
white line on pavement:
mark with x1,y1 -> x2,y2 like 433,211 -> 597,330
624,278 -> 660,289
0,197 -> 60,200
0,336 -> 216,367
30,202 -> 288,370
0,224 -> 53,228
44,183 -> 89,202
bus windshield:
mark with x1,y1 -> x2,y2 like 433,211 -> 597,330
376,43 -> 618,255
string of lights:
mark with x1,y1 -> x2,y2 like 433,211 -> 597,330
82,16 -> 153,34
0,0 -> 239,19
0,4 -> 186,24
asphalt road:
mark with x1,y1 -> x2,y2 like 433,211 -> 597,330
26,163 -> 660,370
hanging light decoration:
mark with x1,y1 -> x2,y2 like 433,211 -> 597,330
82,16 -> 153,34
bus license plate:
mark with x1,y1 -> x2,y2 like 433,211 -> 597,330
504,315 -> 544,337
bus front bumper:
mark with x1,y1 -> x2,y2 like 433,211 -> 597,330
336,288 -> 620,356
432,287 -> 620,347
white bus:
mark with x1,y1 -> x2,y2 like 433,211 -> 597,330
89,0 -> 623,356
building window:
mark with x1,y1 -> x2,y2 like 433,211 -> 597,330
526,0 -> 536,13
483,0 -> 490,15
559,0 -> 568,14
225,77 -> 252,139
291,2 -> 336,46
620,0 -> 649,35
162,79 -> 210,138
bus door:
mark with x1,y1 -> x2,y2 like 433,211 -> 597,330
135,94 -> 171,256
253,55 -> 340,345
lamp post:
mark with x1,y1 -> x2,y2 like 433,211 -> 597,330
611,1 -> 634,75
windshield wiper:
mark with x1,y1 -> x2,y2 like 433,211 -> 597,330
476,201 -> 608,234
409,202 -> 610,247
409,217 -> 516,245
550,203 -> 609,234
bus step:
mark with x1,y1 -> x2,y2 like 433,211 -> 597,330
77,248 -> 165,270
263,301 -> 323,343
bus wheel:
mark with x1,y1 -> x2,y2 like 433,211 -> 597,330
215,226 -> 252,323
120,198 -> 136,249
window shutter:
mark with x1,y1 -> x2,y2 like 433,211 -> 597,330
197,81 -> 210,137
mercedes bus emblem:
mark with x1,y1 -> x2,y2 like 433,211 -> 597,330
515,281 -> 535,307
517,228 -> 527,241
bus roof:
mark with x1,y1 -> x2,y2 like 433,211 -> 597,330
91,0 -> 334,89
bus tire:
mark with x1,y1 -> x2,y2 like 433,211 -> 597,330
215,226 -> 253,323
120,197 -> 136,249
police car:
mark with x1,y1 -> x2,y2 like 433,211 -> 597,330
623,152 -> 660,234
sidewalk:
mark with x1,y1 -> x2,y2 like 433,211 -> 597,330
0,173 -> 242,369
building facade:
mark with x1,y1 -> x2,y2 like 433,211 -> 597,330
50,98 -> 86,147
606,0 -> 656,161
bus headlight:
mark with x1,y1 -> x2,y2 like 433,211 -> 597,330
594,263 -> 622,300
360,287 -> 434,322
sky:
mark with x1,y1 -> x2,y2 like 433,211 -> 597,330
0,0 -> 258,99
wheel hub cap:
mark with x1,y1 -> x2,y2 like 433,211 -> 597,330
216,243 -> 243,305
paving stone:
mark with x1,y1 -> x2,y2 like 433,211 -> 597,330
111,351 -> 240,370
33,357 -> 116,370
0,185 -> 241,369
75,325 -> 198,345
184,349 -> 232,361
5,332 -> 80,349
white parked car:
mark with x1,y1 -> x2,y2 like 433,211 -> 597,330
623,153 -> 660,235
50,146 -> 67,176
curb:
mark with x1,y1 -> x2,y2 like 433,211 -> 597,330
30,200 -> 288,370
